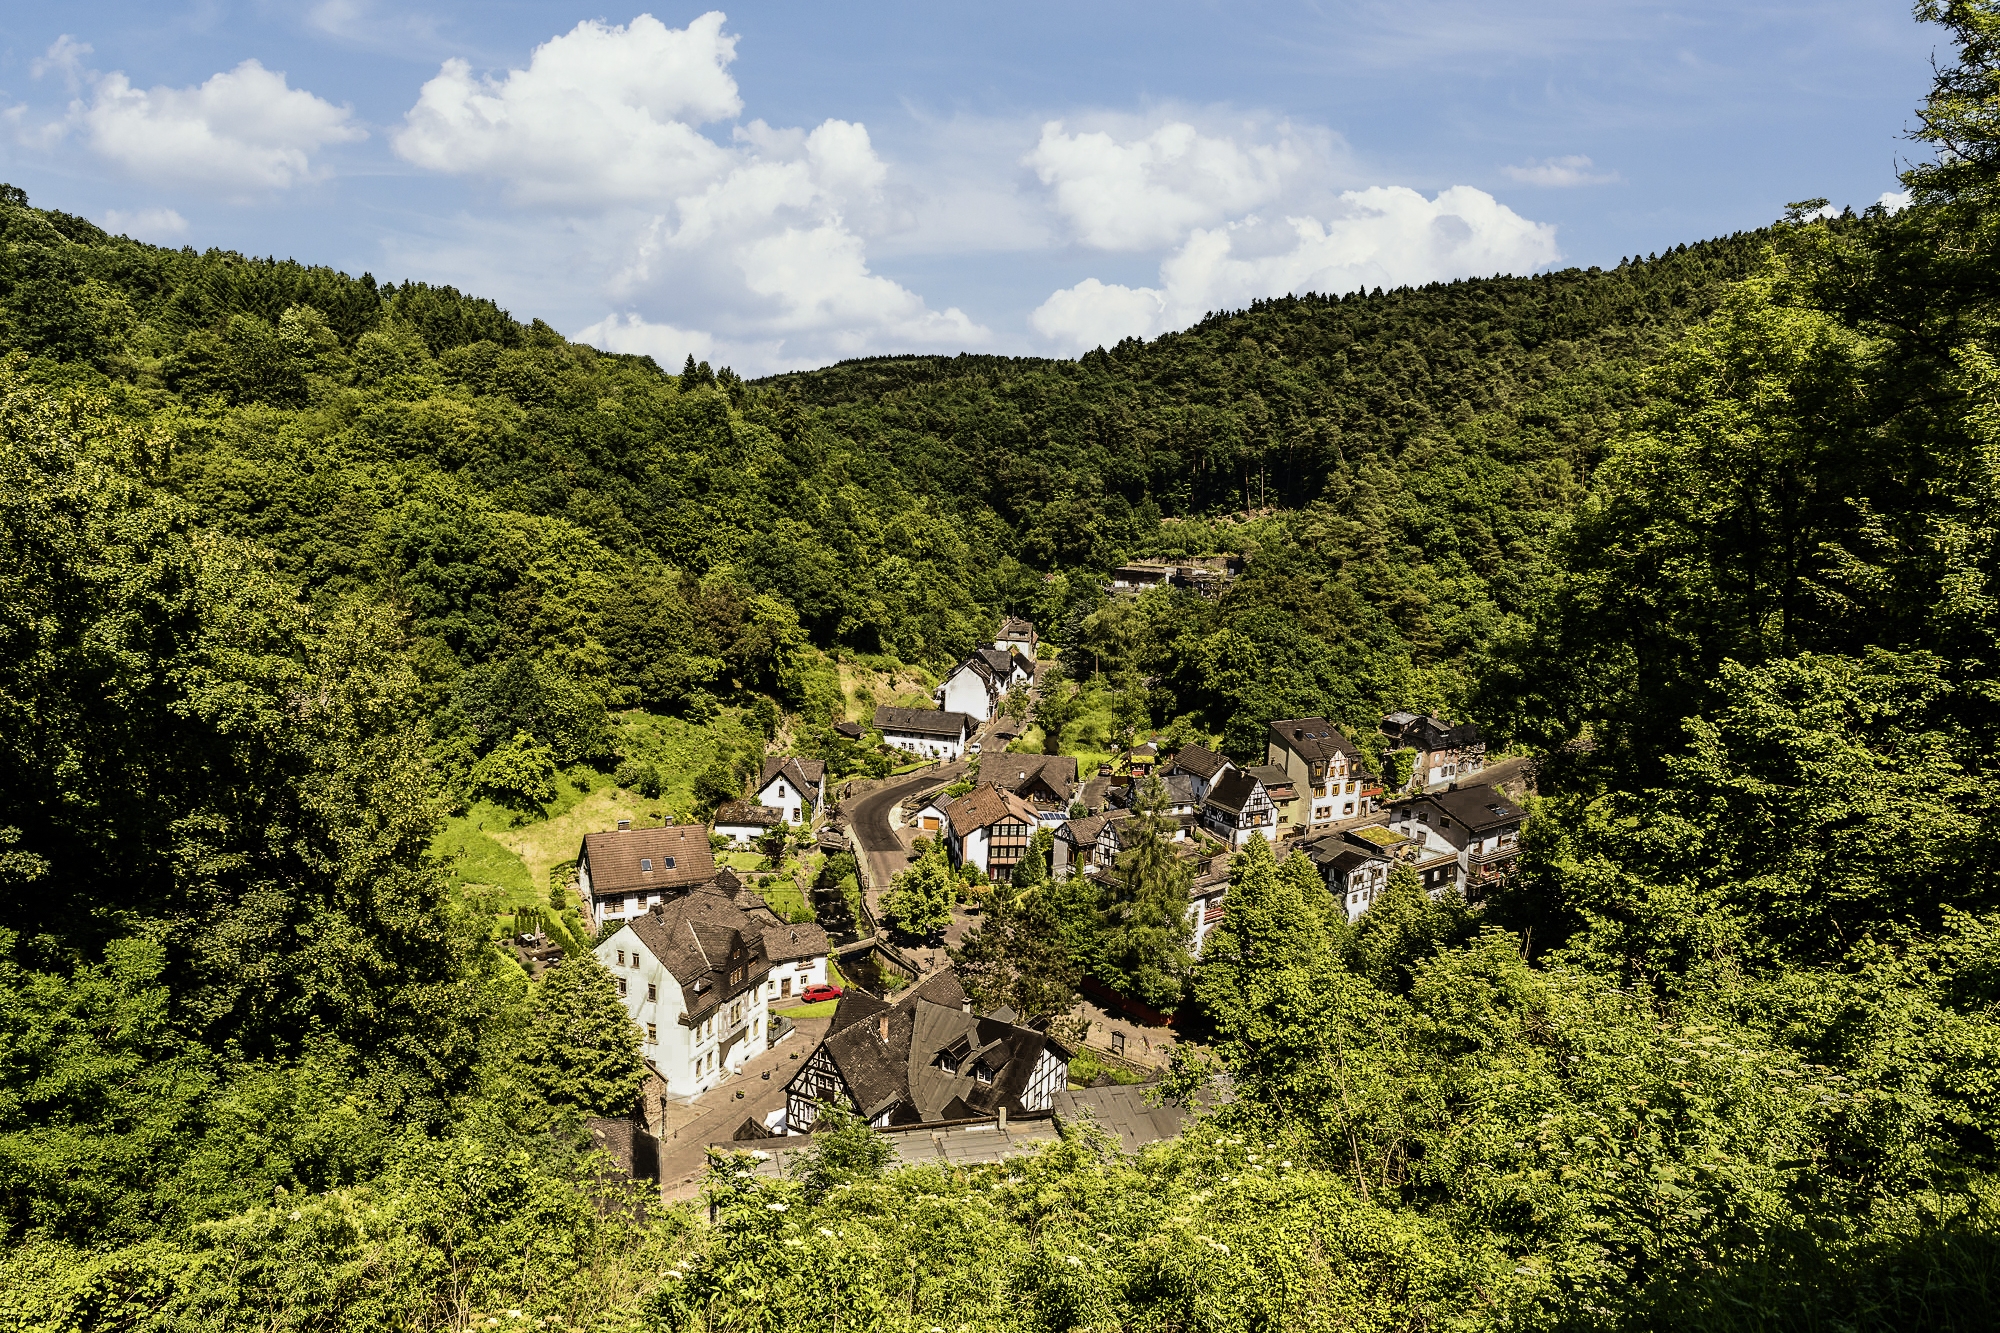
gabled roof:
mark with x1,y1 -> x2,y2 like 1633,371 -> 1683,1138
1169,745 -> 1232,781
1059,814 -> 1107,847
974,647 -> 1022,679
625,890 -> 769,1023
1203,768 -> 1262,815
833,720 -> 865,739
793,968 -> 1063,1127
998,617 -> 1036,641
714,801 -> 780,828
1162,773 -> 1199,808
579,825 -> 716,895
945,784 -> 1040,835
1268,718 -> 1363,762
875,705 -> 973,739
758,756 -> 826,795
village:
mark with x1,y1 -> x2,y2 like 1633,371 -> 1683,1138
530,604 -> 1532,1198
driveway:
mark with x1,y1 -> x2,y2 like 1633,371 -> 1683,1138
654,1011 -> 833,1199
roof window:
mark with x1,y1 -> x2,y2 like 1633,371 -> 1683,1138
664,856 -> 676,869
640,858 -> 653,871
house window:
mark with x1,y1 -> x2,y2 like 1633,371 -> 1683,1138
617,978 -> 628,997
973,1061 -> 995,1084
646,984 -> 657,1002
616,950 -> 626,966
645,1023 -> 657,1043
1110,1031 -> 1126,1056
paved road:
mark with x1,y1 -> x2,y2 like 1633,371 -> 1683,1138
843,758 -> 967,902
654,1011 -> 832,1199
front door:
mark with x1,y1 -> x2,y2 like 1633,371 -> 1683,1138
781,978 -> 792,997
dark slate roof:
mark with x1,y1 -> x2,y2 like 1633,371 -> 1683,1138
987,754 -> 1079,801
625,891 -> 770,1024
1059,814 -> 1107,847
1163,773 -> 1199,808
998,617 -> 1036,641
580,825 -> 716,896
795,968 -> 1062,1127
1246,762 -> 1296,797
1268,718 -> 1363,762
833,720 -> 865,739
1420,783 -> 1522,833
1203,768 -> 1261,815
1381,712 -> 1483,751
974,647 -> 1019,679
763,921 -> 829,964
759,756 -> 826,794
714,801 -> 780,828
1320,847 -> 1380,879
1052,1084 -> 1193,1154
1169,744 -> 1232,780
874,705 -> 972,738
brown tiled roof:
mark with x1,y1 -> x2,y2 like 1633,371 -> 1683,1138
625,890 -> 770,1024
714,801 -> 780,827
874,705 -> 973,738
579,825 -> 716,896
1268,718 -> 1363,762
944,784 -> 1039,834
1169,745 -> 1232,780
759,756 -> 826,796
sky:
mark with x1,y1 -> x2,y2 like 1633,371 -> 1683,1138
0,2 -> 1941,375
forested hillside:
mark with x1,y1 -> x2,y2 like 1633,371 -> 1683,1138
8,0 -> 2000,1328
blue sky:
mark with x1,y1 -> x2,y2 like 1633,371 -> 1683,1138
0,2 -> 1939,373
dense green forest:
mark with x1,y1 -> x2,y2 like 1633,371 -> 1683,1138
9,0 -> 2000,1328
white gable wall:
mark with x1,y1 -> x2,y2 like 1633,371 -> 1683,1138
937,667 -> 995,722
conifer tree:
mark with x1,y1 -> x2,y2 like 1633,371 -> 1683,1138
516,954 -> 644,1119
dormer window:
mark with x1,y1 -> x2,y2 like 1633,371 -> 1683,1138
972,1060 -> 996,1085
934,1050 -> 962,1075
640,858 -> 653,872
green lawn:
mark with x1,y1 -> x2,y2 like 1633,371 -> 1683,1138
777,999 -> 838,1019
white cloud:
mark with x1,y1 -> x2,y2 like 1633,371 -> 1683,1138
400,14 -> 985,372
1877,189 -> 1912,213
1032,185 -> 1559,351
31,35 -> 93,91
1502,154 -> 1618,187
78,59 -> 363,192
99,207 -> 188,241
1027,118 -> 1309,250
394,12 -> 741,205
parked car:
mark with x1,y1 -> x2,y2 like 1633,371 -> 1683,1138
801,983 -> 843,1003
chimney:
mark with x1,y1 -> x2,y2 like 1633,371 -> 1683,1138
962,997 -> 972,1014
997,1106 -> 1007,1130
877,1013 -> 890,1042
617,818 -> 631,831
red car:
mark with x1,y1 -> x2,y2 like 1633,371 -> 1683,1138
800,984 -> 843,1004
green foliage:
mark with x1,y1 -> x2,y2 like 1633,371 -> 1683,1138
1096,776 -> 1196,1010
882,842 -> 956,940
467,730 -> 558,811
514,954 -> 644,1121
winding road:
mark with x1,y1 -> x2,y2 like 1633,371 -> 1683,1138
841,758 -> 967,902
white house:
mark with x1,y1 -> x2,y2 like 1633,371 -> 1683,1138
874,705 -> 975,759
577,823 -> 717,928
760,922 -> 832,1003
594,891 -> 773,1099
934,648 -> 1030,723
995,617 -> 1038,662
1201,769 -> 1277,848
942,784 -> 1041,884
1385,783 -> 1524,899
1380,712 -> 1487,791
756,756 -> 827,826
1266,718 -> 1374,827
1166,744 -> 1234,802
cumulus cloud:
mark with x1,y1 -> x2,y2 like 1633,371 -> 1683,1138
1502,154 -> 1618,187
399,13 -> 984,372
77,59 -> 363,191
99,206 -> 188,240
1031,185 -> 1559,351
394,12 -> 741,205
1878,189 -> 1912,213
1026,118 -> 1309,250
